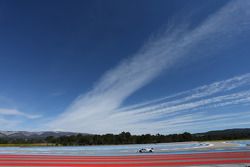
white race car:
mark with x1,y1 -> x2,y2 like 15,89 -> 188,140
138,148 -> 154,153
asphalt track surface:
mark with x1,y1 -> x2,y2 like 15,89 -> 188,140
0,152 -> 249,166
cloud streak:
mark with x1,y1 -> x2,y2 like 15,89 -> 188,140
0,108 -> 41,131
0,108 -> 41,119
49,0 -> 250,134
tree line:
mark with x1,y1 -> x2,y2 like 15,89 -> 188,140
45,130 -> 250,146
0,129 -> 250,145
45,132 -> 193,146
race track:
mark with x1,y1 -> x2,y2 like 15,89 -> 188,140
0,152 -> 249,166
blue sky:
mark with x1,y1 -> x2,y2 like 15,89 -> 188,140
0,0 -> 250,134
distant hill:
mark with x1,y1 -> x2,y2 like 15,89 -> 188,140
193,128 -> 250,141
0,128 -> 249,145
0,128 -> 250,143
195,128 -> 250,136
0,131 -> 89,139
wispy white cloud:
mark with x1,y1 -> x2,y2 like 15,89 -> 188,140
49,0 -> 250,134
100,74 -> 250,133
0,117 -> 21,130
0,108 -> 41,119
118,73 -> 250,114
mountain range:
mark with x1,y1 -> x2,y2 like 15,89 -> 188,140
0,128 -> 250,139
0,131 -> 88,139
